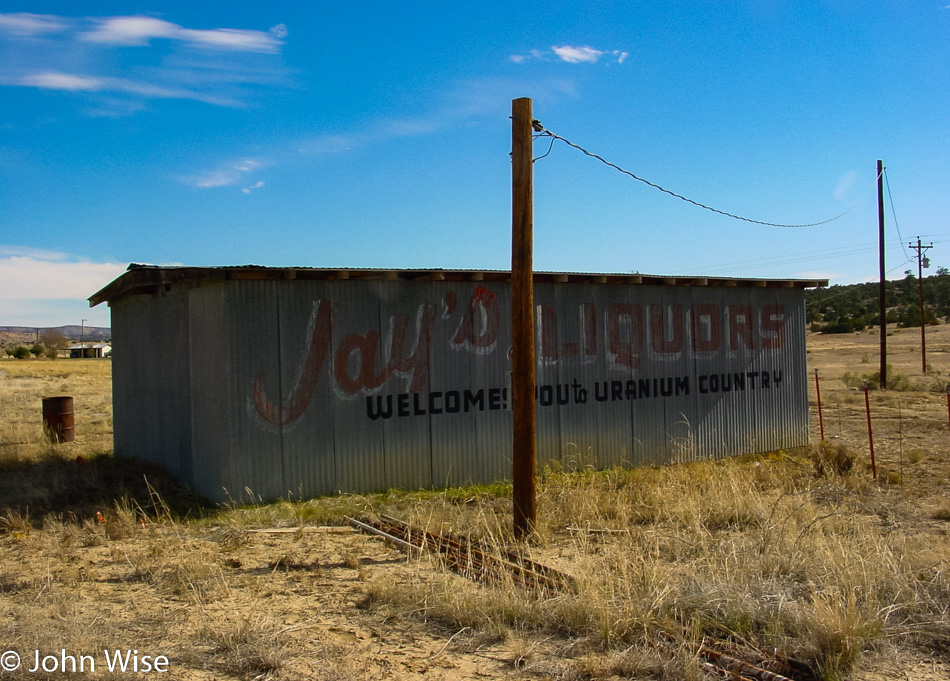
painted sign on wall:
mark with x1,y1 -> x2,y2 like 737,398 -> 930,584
241,280 -> 806,494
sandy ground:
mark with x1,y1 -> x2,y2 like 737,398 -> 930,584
2,324 -> 950,680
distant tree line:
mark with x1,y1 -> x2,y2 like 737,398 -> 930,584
805,269 -> 950,333
2,329 -> 68,359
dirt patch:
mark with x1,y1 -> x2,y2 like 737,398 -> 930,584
2,326 -> 950,680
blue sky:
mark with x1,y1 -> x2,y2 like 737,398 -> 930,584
1,1 -> 948,327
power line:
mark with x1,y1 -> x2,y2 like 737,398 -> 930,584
805,257 -> 916,309
694,239 -> 913,274
532,121 -> 881,229
883,169 -> 912,262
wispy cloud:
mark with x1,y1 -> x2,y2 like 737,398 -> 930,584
0,12 -> 289,113
833,171 -> 858,200
185,76 -> 579,191
0,247 -> 127,326
181,158 -> 267,189
0,245 -> 71,260
21,72 -> 104,91
81,16 -> 287,53
0,12 -> 69,36
511,45 -> 628,65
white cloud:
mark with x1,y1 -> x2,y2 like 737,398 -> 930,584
0,12 -> 289,113
511,45 -> 628,66
82,16 -> 179,45
193,76 -> 579,192
552,45 -> 603,63
833,171 -> 858,200
0,245 -> 70,260
81,16 -> 286,53
0,12 -> 69,37
21,72 -> 104,91
510,49 -> 544,64
241,180 -> 265,194
0,250 -> 127,326
17,71 -> 240,106
182,157 -> 266,189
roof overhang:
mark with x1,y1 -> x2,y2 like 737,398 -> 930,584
90,264 -> 828,307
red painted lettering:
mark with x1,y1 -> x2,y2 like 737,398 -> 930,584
760,303 -> 786,349
582,303 -> 597,357
539,304 -> 579,359
690,303 -> 721,352
389,304 -> 435,392
334,330 -> 390,395
253,299 -> 333,426
453,286 -> 499,351
729,304 -> 755,350
649,304 -> 685,354
606,303 -> 644,370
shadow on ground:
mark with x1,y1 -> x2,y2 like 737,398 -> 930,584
0,455 -> 208,526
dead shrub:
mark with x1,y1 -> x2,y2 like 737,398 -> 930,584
810,441 -> 855,477
202,616 -> 286,679
0,509 -> 32,536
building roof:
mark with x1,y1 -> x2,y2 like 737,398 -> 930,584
89,263 -> 828,307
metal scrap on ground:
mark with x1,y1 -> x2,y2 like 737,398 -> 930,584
348,515 -> 811,681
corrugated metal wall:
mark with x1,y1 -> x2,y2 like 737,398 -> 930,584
111,278 -> 809,502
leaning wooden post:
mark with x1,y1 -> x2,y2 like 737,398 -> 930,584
863,381 -> 877,480
511,97 -> 537,540
814,369 -> 825,442
945,384 -> 950,449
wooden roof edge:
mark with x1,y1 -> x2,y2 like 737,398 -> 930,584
89,265 -> 828,305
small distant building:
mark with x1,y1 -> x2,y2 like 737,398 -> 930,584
68,343 -> 111,358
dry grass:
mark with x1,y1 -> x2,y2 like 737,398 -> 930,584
360,453 -> 950,680
3,337 -> 950,680
0,358 -> 112,467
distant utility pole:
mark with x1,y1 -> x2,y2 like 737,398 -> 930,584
877,160 -> 887,390
910,236 -> 933,373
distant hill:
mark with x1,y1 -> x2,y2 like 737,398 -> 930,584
806,270 -> 950,333
0,325 -> 111,345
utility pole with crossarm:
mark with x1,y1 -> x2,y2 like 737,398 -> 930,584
910,237 -> 933,373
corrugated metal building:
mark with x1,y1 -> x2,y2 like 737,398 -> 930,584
90,265 -> 826,503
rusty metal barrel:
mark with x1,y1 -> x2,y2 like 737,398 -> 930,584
42,396 -> 75,443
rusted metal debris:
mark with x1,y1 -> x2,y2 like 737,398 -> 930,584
346,515 -> 575,594
348,515 -> 808,681
697,642 -> 798,681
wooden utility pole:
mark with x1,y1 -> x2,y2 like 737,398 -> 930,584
877,160 -> 887,390
910,236 -> 933,373
511,97 -> 537,540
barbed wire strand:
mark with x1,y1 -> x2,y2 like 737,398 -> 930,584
533,122 -> 881,229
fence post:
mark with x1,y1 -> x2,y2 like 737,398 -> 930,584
945,384 -> 950,449
814,369 -> 824,442
863,382 -> 877,480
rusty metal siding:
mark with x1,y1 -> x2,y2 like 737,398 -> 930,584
106,272 -> 810,503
